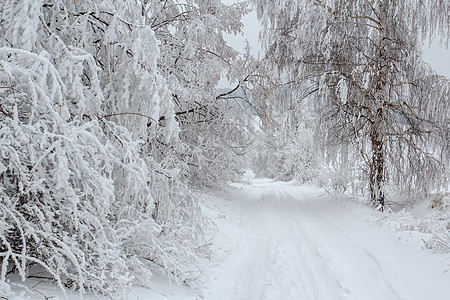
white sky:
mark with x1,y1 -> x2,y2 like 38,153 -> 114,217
422,43 -> 450,78
220,2 -> 450,87
223,10 -> 261,58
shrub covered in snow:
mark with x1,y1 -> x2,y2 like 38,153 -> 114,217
0,0 -> 228,297
378,193 -> 450,251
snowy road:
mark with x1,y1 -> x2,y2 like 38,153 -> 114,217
20,177 -> 450,299
201,178 -> 450,300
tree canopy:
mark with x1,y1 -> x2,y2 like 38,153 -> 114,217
252,0 -> 450,209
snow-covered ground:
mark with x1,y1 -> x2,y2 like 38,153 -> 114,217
198,177 -> 450,300
10,175 -> 450,299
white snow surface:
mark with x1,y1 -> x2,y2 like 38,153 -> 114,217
11,174 -> 450,299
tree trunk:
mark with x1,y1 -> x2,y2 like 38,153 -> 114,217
370,0 -> 388,210
369,120 -> 385,210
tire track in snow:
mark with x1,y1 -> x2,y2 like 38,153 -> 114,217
289,193 -> 407,300
265,190 -> 343,300
203,179 -> 446,300
205,182 -> 345,300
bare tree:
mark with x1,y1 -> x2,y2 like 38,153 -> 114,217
253,0 -> 450,209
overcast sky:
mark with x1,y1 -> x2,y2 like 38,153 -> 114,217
422,43 -> 450,78
220,3 -> 450,87
223,10 -> 261,58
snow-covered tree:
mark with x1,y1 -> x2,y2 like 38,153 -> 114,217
248,83 -> 321,183
148,0 -> 250,186
0,0 -> 227,297
253,0 -> 450,209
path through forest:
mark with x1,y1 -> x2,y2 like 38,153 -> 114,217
198,176 -> 450,300
21,175 -> 450,300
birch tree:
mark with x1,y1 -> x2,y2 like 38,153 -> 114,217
253,0 -> 450,209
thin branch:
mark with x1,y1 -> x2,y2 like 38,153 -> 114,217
216,82 -> 242,100
350,15 -> 382,27
98,113 -> 159,135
